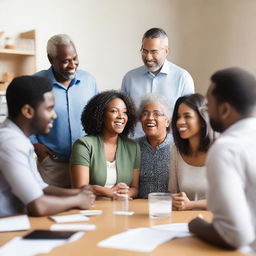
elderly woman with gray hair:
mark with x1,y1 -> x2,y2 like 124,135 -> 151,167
137,93 -> 173,198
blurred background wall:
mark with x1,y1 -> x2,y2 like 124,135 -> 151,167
0,0 -> 255,93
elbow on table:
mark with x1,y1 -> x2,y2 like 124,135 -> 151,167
218,226 -> 255,249
26,197 -> 49,217
229,232 -> 255,249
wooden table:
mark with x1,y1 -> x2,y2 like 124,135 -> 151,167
0,199 -> 249,255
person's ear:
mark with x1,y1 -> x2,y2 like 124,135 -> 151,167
166,118 -> 170,128
219,102 -> 231,120
21,104 -> 35,119
164,46 -> 169,56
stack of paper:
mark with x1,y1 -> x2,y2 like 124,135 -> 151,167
49,214 -> 89,223
0,232 -> 84,256
0,215 -> 30,232
98,223 -> 192,252
80,210 -> 103,216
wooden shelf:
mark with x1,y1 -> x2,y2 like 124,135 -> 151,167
0,29 -> 36,77
0,48 -> 35,56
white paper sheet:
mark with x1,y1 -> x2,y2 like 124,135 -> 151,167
0,232 -> 84,256
50,223 -> 96,231
97,223 -> 192,252
49,214 -> 89,223
80,210 -> 103,216
152,223 -> 191,237
0,215 -> 30,232
113,211 -> 134,216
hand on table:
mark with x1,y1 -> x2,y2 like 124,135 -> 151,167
172,192 -> 192,210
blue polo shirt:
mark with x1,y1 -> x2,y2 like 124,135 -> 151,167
30,68 -> 98,160
121,60 -> 194,138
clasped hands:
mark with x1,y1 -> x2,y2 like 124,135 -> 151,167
172,191 -> 192,210
111,182 -> 130,196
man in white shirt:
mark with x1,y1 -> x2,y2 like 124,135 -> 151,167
121,27 -> 194,138
0,76 -> 95,216
189,67 -> 256,253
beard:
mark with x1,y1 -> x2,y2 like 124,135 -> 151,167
209,117 -> 224,133
30,115 -> 52,135
142,59 -> 164,73
62,72 -> 76,81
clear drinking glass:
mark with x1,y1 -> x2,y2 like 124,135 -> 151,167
112,192 -> 129,214
148,192 -> 172,219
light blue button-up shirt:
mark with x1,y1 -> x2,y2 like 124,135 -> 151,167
121,60 -> 194,138
30,68 -> 98,160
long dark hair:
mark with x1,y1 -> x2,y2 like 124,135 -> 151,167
171,93 -> 214,155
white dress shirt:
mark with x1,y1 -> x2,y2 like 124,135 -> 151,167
0,119 -> 47,216
207,117 -> 256,252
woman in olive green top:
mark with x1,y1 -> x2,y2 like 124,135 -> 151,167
70,91 -> 140,198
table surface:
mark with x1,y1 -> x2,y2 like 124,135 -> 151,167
0,199 -> 249,256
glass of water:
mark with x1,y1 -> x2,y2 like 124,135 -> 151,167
148,192 -> 172,219
112,192 -> 129,215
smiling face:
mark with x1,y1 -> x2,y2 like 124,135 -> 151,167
49,42 -> 79,83
176,103 -> 202,140
31,91 -> 57,134
140,101 -> 169,140
103,98 -> 128,136
141,37 -> 168,74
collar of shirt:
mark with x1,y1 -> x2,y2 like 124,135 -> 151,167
47,67 -> 81,89
143,59 -> 169,78
221,117 -> 256,137
139,133 -> 173,150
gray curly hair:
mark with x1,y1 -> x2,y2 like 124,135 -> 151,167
47,34 -> 73,58
138,93 -> 173,119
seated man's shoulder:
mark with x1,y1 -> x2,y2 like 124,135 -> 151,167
0,127 -> 28,153
209,135 -> 239,158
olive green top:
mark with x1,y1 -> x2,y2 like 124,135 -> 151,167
70,135 -> 140,186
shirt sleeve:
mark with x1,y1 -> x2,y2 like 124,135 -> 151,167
181,71 -> 195,95
168,145 -> 179,193
70,138 -> 91,166
121,74 -> 128,93
207,142 -> 255,248
0,139 -> 44,205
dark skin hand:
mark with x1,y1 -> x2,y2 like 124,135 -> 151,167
189,217 -> 236,250
26,185 -> 95,216
34,143 -> 55,162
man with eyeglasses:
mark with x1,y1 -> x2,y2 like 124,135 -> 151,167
30,34 -> 98,188
121,27 -> 194,138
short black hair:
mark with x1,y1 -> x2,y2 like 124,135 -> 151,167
6,76 -> 53,118
172,94 -> 214,155
81,90 -> 136,137
211,67 -> 256,115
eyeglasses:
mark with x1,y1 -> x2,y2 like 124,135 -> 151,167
140,48 -> 164,57
141,111 -> 165,119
